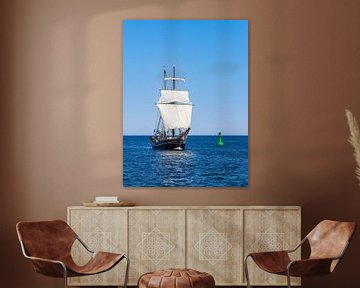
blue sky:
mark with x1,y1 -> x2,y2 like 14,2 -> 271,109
123,20 -> 248,135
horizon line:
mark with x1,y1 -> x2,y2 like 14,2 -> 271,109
123,134 -> 248,136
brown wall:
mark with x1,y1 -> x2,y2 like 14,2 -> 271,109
1,0 -> 360,287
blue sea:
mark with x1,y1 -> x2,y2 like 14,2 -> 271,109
123,136 -> 248,187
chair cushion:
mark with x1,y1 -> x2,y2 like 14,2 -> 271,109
138,268 -> 215,288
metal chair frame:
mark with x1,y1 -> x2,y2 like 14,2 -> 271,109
19,233 -> 129,288
244,237 -> 350,288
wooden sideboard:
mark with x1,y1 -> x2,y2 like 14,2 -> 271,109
67,206 -> 301,286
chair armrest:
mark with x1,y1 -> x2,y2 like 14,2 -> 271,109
19,240 -> 67,277
245,237 -> 306,259
285,237 -> 307,253
26,255 -> 65,265
248,250 -> 289,255
76,236 -> 94,253
287,258 -> 336,277
26,255 -> 67,278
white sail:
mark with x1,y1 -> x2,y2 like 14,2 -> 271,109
159,90 -> 190,103
156,103 -> 192,130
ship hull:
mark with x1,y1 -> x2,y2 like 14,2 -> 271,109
149,137 -> 186,150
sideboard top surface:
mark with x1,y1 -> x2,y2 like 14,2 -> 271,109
68,205 -> 301,210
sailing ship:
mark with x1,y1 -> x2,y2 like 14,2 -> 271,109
150,66 -> 193,150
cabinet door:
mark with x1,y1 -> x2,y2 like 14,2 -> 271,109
244,209 -> 301,286
68,208 -> 127,286
128,209 -> 186,284
187,209 -> 243,285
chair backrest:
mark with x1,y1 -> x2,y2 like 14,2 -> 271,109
307,220 -> 356,261
16,220 -> 77,261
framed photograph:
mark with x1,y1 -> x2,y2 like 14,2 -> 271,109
123,20 -> 248,187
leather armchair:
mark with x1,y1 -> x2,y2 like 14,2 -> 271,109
16,220 -> 129,288
244,220 -> 356,288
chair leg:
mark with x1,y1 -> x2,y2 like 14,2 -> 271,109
286,269 -> 291,288
244,255 -> 252,288
123,255 -> 130,288
62,264 -> 68,288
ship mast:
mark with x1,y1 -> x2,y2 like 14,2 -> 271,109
173,65 -> 176,90
156,66 -> 192,134
172,65 -> 175,136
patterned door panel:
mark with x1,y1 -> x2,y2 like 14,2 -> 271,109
68,209 -> 127,286
244,209 -> 301,286
128,209 -> 186,284
187,209 -> 243,285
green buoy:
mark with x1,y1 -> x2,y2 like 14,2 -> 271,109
217,132 -> 224,146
